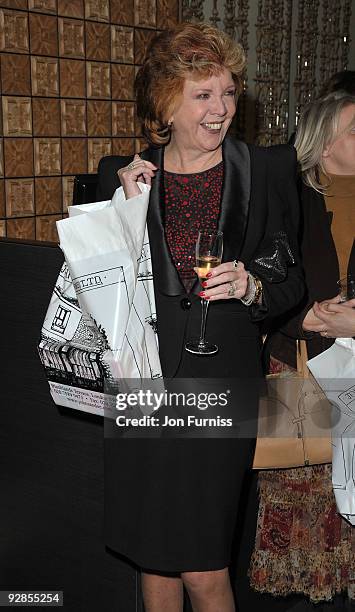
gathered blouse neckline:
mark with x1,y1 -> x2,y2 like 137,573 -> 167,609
164,160 -> 223,177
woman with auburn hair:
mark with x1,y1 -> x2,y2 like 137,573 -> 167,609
249,90 -> 355,610
98,22 -> 304,611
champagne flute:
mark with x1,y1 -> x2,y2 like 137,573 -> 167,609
337,274 -> 355,302
185,230 -> 223,355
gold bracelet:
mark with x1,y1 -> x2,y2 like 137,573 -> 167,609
252,277 -> 263,304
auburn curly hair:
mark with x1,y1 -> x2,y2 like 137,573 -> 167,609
135,22 -> 246,147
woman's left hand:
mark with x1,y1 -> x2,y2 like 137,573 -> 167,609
313,298 -> 355,338
199,261 -> 249,301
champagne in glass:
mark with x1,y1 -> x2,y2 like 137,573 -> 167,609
185,231 -> 223,355
195,255 -> 221,281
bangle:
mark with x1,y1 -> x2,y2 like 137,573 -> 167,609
240,273 -> 256,305
240,273 -> 263,306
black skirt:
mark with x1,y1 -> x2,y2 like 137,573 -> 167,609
104,332 -> 259,573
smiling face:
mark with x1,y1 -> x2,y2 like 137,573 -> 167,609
168,68 -> 237,156
322,103 -> 355,175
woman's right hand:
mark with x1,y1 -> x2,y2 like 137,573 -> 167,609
117,154 -> 158,199
313,298 -> 355,338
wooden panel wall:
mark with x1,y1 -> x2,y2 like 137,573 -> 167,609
0,0 -> 179,241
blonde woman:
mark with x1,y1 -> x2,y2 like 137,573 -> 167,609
249,91 -> 355,610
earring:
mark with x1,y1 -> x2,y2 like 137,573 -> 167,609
168,119 -> 173,127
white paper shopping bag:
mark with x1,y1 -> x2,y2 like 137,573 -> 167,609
38,184 -> 163,416
307,338 -> 355,525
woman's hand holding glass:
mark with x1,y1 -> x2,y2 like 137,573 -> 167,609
118,154 -> 158,199
199,260 -> 249,301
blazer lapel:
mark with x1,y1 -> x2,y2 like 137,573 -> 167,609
190,136 -> 251,295
218,137 -> 250,260
141,147 -> 185,295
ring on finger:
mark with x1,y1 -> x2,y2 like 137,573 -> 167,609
128,161 -> 139,170
232,260 -> 238,269
228,280 -> 237,297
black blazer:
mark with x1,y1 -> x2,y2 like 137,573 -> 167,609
97,136 -> 305,377
268,182 -> 355,367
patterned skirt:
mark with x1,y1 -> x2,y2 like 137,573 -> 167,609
249,358 -> 355,603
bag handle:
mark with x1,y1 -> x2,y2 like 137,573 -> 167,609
296,339 -> 309,378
